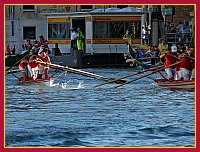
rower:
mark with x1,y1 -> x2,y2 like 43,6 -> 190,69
28,55 -> 41,80
22,38 -> 33,54
160,45 -> 178,80
18,56 -> 29,81
38,52 -> 51,79
177,51 -> 192,80
37,35 -> 50,55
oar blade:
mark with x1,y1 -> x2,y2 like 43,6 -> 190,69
108,78 -> 126,84
5,69 -> 23,74
114,61 -> 182,88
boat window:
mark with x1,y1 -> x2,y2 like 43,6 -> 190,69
48,22 -> 70,40
93,21 -> 141,39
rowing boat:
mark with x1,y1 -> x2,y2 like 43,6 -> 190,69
154,78 -> 195,89
5,50 -> 31,66
19,77 -> 55,86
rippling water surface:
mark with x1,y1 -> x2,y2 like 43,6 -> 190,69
5,68 -> 195,147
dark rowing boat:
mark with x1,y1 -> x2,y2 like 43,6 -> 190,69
5,50 -> 31,66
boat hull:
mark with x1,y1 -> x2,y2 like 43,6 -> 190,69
19,77 -> 55,86
154,78 -> 195,89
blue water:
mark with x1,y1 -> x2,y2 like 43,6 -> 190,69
5,68 -> 195,147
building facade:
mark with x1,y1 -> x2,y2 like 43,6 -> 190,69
5,5 -> 195,54
6,5 -> 138,53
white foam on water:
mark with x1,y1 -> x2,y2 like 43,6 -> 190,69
59,79 -> 84,90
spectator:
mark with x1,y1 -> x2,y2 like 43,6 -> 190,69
70,27 -> 77,50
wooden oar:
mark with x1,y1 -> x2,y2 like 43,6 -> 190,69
166,52 -> 195,61
5,69 -> 24,74
186,56 -> 195,60
114,61 -> 182,88
160,52 -> 181,61
94,64 -> 165,88
35,61 -> 126,84
180,54 -> 195,60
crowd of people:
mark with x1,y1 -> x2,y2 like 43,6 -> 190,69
19,35 -> 51,81
165,21 -> 193,43
141,20 -> 194,46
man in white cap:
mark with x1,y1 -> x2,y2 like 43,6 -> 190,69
160,44 -> 179,80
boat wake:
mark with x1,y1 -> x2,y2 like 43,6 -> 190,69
52,79 -> 84,90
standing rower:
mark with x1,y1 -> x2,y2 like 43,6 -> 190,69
38,52 -> 51,79
177,52 -> 192,80
37,35 -> 50,55
160,45 -> 178,80
28,55 -> 41,80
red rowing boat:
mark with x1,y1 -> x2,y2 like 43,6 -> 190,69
154,78 -> 195,89
19,77 -> 55,86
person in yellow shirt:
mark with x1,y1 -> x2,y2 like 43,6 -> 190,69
158,39 -> 168,54
77,28 -> 85,52
158,39 -> 168,64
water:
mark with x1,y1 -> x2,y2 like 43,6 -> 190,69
5,68 -> 195,147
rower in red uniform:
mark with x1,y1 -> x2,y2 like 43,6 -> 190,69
38,52 -> 51,79
18,56 -> 29,80
177,51 -> 192,80
160,45 -> 178,80
28,55 -> 41,80
37,35 -> 50,55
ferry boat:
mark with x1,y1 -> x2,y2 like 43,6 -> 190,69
47,7 -> 146,67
